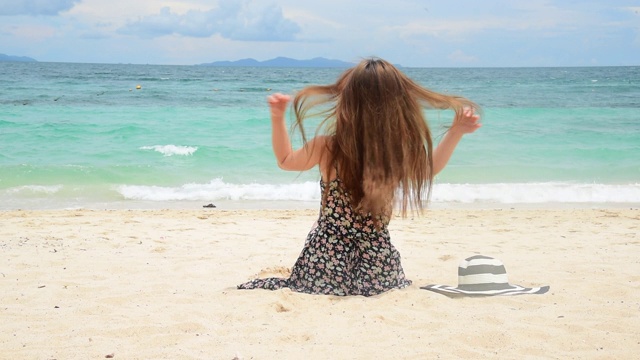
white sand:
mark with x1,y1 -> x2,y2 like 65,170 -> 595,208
1,208 -> 639,359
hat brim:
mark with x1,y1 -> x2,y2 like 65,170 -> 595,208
420,284 -> 550,297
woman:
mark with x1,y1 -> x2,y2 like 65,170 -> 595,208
238,58 -> 481,296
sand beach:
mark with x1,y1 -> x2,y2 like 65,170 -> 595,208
1,207 -> 639,359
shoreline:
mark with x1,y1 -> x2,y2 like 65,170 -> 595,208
3,180 -> 639,211
1,199 -> 639,211
2,207 -> 639,358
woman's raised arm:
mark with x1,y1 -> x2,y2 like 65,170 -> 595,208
268,93 -> 327,171
432,108 -> 481,175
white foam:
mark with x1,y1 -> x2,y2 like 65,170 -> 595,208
115,180 -> 640,204
6,185 -> 63,195
431,182 -> 640,204
140,145 -> 197,156
116,179 -> 320,201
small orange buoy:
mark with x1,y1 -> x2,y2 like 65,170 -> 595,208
136,85 -> 142,90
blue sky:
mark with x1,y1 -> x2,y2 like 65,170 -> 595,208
0,0 -> 638,67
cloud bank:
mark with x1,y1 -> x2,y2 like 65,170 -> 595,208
0,0 -> 637,66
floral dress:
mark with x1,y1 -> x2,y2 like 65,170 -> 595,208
237,177 -> 412,296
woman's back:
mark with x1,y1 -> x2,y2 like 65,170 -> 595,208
293,58 -> 478,222
318,175 -> 391,235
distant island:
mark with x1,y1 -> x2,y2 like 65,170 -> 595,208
0,53 -> 37,62
200,56 -> 355,68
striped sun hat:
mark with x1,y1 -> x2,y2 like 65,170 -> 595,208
421,255 -> 550,297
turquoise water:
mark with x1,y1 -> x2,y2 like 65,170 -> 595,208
1,62 -> 639,209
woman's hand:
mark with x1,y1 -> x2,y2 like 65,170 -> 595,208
432,108 -> 481,175
267,93 -> 291,119
451,108 -> 481,135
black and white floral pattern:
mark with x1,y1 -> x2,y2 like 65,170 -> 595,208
238,177 -> 411,296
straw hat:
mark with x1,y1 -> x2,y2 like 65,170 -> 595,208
421,255 -> 550,297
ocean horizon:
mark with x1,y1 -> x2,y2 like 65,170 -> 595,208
1,62 -> 639,210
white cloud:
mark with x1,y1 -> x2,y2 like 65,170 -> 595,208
448,50 -> 477,64
383,8 -> 587,41
118,1 -> 301,41
0,0 -> 80,16
5,24 -> 57,41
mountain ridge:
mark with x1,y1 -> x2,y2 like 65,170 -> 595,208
0,53 -> 37,62
199,56 -> 355,68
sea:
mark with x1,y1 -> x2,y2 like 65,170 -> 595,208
1,62 -> 639,210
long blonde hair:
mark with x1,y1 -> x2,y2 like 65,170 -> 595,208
293,58 -> 477,219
